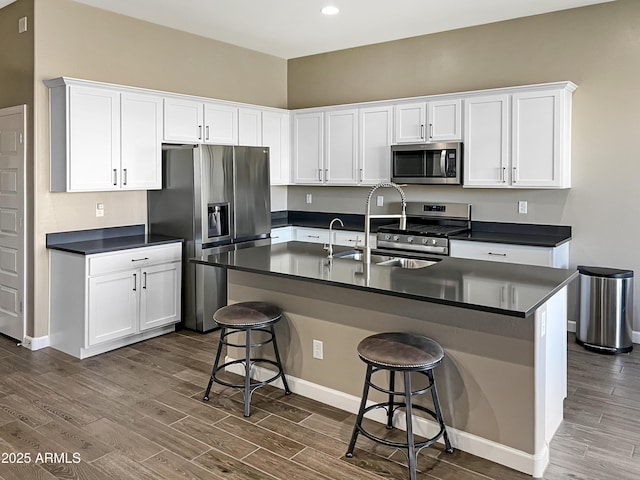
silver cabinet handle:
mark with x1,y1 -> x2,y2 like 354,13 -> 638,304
307,235 -> 320,239
429,123 -> 434,139
198,125 -> 202,140
206,125 -> 210,141
488,252 -> 507,256
359,168 -> 363,183
113,169 -> 117,186
324,168 -> 328,182
143,272 -> 147,289
500,167 -> 506,183
512,166 -> 517,183
123,168 -> 127,186
131,257 -> 150,262
132,273 -> 137,291
420,124 -> 425,139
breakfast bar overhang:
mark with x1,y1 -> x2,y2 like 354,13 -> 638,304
192,242 -> 578,477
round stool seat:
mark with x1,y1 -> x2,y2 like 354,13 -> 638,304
213,301 -> 282,328
357,332 -> 444,370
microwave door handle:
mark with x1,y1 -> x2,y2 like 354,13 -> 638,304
440,150 -> 446,176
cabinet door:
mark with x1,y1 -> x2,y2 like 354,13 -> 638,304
293,112 -> 323,184
428,99 -> 462,142
263,111 -> 290,185
163,97 -> 203,143
394,102 -> 427,143
450,240 -> 555,267
463,95 -> 510,187
88,270 -> 138,345
121,93 -> 162,190
68,86 -> 120,191
325,109 -> 358,184
512,90 -> 564,188
139,262 -> 181,331
359,106 -> 392,185
238,107 -> 262,146
204,103 -> 238,144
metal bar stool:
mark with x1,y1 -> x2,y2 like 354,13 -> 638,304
202,301 -> 291,416
346,332 -> 453,480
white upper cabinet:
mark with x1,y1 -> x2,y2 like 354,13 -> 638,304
359,105 -> 393,184
121,92 -> 163,190
464,83 -> 575,188
511,89 -> 570,188
67,85 -> 121,191
325,109 -> 358,184
427,98 -> 462,142
163,97 -> 203,143
463,94 -> 511,187
45,78 -> 162,192
262,111 -> 290,185
395,102 -> 426,143
163,98 -> 237,145
238,107 -> 262,146
293,111 -> 324,184
395,99 -> 462,144
203,102 -> 237,145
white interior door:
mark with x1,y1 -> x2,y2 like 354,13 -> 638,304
0,105 -> 26,341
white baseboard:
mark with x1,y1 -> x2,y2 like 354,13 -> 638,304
225,357 -> 546,477
21,335 -> 50,350
568,320 -> 640,345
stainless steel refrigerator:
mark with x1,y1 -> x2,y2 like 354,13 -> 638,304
148,144 -> 271,332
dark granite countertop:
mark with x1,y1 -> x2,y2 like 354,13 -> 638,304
271,212 -> 571,248
192,241 -> 578,318
46,225 -> 183,255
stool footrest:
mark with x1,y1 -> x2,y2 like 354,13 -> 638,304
356,401 -> 446,450
212,358 -> 284,391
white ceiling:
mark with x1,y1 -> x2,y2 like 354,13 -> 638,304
3,0 -> 616,59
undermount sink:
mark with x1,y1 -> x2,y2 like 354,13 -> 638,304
333,250 -> 437,269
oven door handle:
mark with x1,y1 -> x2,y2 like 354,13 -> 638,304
440,149 -> 447,177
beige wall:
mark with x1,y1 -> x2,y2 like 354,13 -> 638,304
287,0 -> 640,329
31,0 -> 287,337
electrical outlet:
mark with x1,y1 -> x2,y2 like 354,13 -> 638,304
96,203 -> 104,217
18,16 -> 27,33
518,200 -> 528,214
377,195 -> 384,207
312,339 -> 323,359
306,193 -> 312,204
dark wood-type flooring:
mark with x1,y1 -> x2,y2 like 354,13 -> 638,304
0,330 -> 638,479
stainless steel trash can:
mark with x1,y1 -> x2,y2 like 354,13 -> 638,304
577,266 -> 633,354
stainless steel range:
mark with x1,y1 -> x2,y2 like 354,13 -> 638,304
376,202 -> 471,256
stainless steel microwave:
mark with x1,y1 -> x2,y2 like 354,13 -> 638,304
391,142 -> 462,185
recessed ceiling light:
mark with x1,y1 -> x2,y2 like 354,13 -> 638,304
321,6 -> 339,15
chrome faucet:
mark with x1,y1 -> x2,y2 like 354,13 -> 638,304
363,182 -> 407,267
327,217 -> 344,259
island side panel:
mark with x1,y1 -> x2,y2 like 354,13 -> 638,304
227,270 -> 537,455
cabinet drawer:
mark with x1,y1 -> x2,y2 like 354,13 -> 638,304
449,240 -> 553,267
271,226 -> 294,244
88,243 -> 182,276
295,228 -> 330,244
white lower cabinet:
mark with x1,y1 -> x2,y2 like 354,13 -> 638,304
50,242 -> 182,359
450,240 -> 569,268
271,226 -> 294,244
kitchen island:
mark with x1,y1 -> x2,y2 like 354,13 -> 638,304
192,242 -> 578,477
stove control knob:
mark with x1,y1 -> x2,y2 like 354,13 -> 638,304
421,238 -> 428,244
392,235 -> 399,241
407,236 -> 414,243
384,234 -> 391,241
431,239 -> 438,245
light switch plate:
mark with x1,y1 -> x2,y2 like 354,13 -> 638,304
306,193 -> 312,204
377,195 -> 384,207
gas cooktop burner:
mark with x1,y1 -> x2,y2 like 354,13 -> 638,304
379,223 -> 468,237
376,202 -> 472,256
